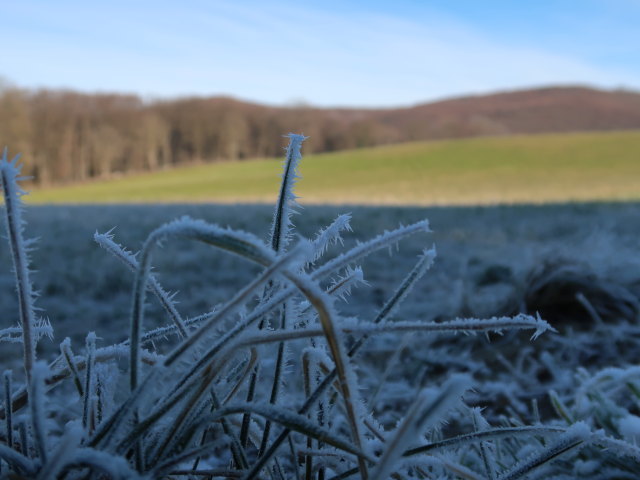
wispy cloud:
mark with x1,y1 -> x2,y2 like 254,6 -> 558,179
1,0 -> 638,106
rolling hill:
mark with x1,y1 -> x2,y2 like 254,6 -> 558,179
370,86 -> 640,139
2,85 -> 640,186
27,130 -> 640,205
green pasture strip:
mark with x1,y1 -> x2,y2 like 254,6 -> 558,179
27,130 -> 640,205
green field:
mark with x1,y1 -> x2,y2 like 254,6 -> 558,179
27,130 -> 640,205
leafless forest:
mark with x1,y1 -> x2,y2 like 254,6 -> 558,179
2,85 -> 639,185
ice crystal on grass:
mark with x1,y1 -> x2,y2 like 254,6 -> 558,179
271,133 -> 307,254
0,318 -> 53,344
0,150 -> 40,382
370,374 -> 471,480
2,134 -> 638,479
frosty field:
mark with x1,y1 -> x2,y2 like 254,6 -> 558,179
4,139 -> 640,478
3,203 -> 640,408
3,202 -> 640,350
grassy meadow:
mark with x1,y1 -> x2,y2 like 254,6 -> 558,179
27,129 -> 640,205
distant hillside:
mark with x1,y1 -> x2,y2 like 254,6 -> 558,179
2,85 -> 639,185
371,87 -> 640,140
30,130 -> 640,205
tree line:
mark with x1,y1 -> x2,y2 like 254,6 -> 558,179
3,86 -> 639,185
0,88 -> 400,185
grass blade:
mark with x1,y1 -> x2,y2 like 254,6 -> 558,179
129,217 -> 278,392
496,423 -> 590,480
370,375 -> 470,480
0,443 -> 35,476
108,245 -> 310,455
243,250 -> 437,478
82,332 -> 97,433
29,361 -> 49,463
35,422 -> 83,480
0,151 -> 39,382
60,338 -> 84,397
312,220 -> 431,280
403,426 -> 565,457
230,314 -> 552,347
472,408 -> 497,480
270,133 -> 306,253
67,448 -> 144,479
4,370 -> 13,450
309,213 -> 352,264
287,273 -> 369,479
217,403 -> 373,462
94,230 -> 188,337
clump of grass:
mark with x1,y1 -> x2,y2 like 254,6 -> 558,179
523,259 -> 639,328
0,135 -> 637,479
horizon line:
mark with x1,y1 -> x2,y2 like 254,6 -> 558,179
2,81 -> 638,110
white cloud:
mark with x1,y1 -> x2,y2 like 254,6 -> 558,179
1,1 -> 637,106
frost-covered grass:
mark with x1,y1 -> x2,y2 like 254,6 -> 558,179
1,138 -> 640,478
27,130 -> 640,205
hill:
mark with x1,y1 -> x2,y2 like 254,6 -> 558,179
372,86 -> 640,140
28,130 -> 640,205
2,85 -> 640,186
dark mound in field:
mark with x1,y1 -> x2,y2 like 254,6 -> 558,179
523,260 -> 640,328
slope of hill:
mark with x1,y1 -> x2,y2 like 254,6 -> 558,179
2,85 -> 639,185
374,86 -> 640,140
28,130 -> 640,205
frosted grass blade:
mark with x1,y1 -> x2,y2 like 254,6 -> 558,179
370,375 -> 470,480
82,332 -> 97,433
108,245 -> 310,454
496,423 -> 590,480
0,443 -> 35,476
35,422 -> 83,480
270,133 -> 306,253
282,273 -> 369,479
402,426 -> 564,457
68,448 -> 144,479
0,151 -> 39,382
129,217 -> 277,391
29,361 -> 49,463
60,338 -> 84,397
216,403 -> 372,462
309,213 -> 352,264
3,370 -> 13,449
94,230 -> 188,337
243,249 -> 437,478
312,220 -> 431,280
230,314 -> 552,347
472,408 -> 497,480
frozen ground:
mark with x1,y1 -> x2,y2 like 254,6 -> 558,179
2,202 -> 639,346
2,202 -> 639,372
2,202 -> 640,477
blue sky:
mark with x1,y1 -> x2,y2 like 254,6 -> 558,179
1,0 -> 639,107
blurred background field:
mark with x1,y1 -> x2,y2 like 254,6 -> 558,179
3,2 -> 639,207
2,201 -> 639,354
27,129 -> 640,205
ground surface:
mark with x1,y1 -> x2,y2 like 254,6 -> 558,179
1,202 -> 638,354
2,202 -> 640,477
